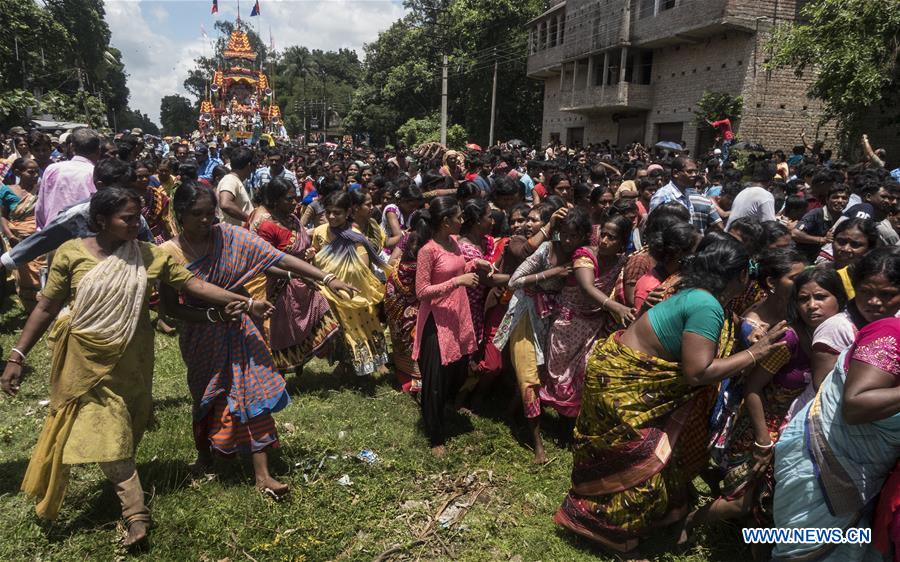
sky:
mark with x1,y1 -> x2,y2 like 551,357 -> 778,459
105,0 -> 407,124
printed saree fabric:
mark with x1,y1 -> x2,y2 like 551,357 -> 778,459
160,224 -> 289,454
384,234 -> 421,392
556,316 -> 736,552
7,190 -> 43,306
312,223 -> 388,376
773,318 -> 900,561
248,210 -> 339,370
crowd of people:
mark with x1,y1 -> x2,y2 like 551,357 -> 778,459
0,124 -> 898,559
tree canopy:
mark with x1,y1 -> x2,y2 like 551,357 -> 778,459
0,0 -> 151,131
767,0 -> 900,147
344,0 -> 544,146
160,95 -> 196,136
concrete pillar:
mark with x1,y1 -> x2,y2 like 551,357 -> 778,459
586,56 -> 594,89
571,60 -> 578,106
556,14 -> 563,46
558,64 -> 565,97
619,46 -> 628,83
602,51 -> 610,87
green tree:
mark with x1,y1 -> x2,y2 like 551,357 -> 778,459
0,90 -> 39,130
38,90 -> 108,128
0,0 -> 155,132
396,113 -> 467,149
693,91 -> 743,129
346,0 -> 543,147
160,95 -> 196,136
767,0 -> 900,148
0,0 -> 73,93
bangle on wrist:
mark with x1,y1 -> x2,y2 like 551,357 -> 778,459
287,270 -> 293,281
6,357 -> 22,366
753,440 -> 774,449
540,226 -> 550,238
600,295 -> 609,310
206,308 -> 219,323
10,348 -> 26,360
746,349 -> 757,365
216,309 -> 226,322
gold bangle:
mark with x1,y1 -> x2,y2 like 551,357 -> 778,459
746,349 -> 757,365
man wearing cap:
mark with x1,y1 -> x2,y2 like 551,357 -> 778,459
195,142 -> 223,181
35,127 -> 101,229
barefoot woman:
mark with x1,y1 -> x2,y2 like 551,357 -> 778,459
555,238 -> 788,555
0,188 -> 264,548
159,180 -> 355,499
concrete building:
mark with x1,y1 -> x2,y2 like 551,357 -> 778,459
525,0 -> 836,154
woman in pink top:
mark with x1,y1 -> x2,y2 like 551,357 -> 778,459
412,196 -> 491,457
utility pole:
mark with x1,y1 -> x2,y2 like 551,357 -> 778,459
440,53 -> 448,145
489,47 -> 498,147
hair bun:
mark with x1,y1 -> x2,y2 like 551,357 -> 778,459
416,208 -> 431,223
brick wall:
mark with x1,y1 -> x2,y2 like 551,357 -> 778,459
737,30 -> 836,152
645,32 -> 753,151
541,74 -> 599,146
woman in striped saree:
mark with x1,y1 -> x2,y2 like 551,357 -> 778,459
159,181 -> 354,500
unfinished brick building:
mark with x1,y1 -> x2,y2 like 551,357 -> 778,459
526,0 -> 837,154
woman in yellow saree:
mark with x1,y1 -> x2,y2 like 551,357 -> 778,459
0,188 -> 272,551
309,190 -> 389,376
555,237 -> 788,556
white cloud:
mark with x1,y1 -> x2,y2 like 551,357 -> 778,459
106,0 -> 407,125
150,5 -> 168,23
105,0 -> 206,125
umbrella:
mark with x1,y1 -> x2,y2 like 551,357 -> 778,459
507,139 -> 525,147
466,143 -> 482,151
731,141 -> 766,151
654,141 -> 683,151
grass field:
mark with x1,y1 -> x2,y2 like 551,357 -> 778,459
0,299 -> 752,561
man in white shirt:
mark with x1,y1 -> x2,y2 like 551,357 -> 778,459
725,160 -> 777,231
216,145 -> 254,225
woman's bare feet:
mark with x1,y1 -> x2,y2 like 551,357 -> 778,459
255,475 -> 290,499
155,317 -> 176,335
532,444 -> 547,465
431,444 -> 446,458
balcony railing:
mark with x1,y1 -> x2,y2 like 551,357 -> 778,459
526,44 -> 565,77
559,82 -> 653,113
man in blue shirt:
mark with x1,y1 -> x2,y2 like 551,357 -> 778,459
249,147 -> 298,200
649,156 -> 723,234
195,143 -> 223,181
